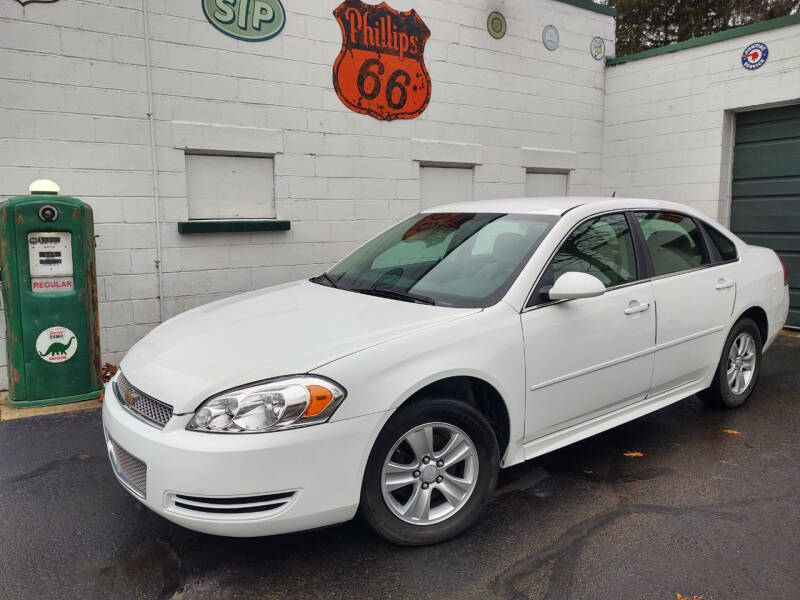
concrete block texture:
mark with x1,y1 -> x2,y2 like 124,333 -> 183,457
0,0 -> 613,376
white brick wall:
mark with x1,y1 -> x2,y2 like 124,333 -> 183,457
0,0 -> 613,388
601,22 -> 800,222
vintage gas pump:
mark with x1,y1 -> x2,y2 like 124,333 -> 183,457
0,180 -> 102,407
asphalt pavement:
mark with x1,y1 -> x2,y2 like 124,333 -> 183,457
1,334 -> 799,600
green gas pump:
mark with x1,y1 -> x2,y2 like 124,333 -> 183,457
0,180 -> 102,407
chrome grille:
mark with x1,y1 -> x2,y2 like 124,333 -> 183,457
115,373 -> 173,429
107,435 -> 147,498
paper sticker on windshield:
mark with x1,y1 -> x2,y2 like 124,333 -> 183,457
36,326 -> 77,363
402,214 -> 473,247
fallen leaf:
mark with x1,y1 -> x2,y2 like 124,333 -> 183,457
675,594 -> 703,600
78,454 -> 89,460
723,429 -> 741,435
623,451 -> 644,458
101,363 -> 119,384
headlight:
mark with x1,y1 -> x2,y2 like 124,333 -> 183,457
186,376 -> 346,434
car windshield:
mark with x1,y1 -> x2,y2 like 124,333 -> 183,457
314,212 -> 558,308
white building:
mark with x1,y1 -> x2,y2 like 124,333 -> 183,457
0,1 -> 798,387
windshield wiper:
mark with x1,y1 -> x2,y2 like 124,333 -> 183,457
312,272 -> 339,288
352,288 -> 436,305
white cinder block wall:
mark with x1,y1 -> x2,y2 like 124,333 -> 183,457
601,22 -> 800,223
0,0 -> 614,388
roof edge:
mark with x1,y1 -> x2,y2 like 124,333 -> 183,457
553,0 -> 616,18
607,12 -> 800,66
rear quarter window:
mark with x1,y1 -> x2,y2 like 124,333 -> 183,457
701,223 -> 738,262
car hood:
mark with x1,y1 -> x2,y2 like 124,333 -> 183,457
120,279 -> 480,413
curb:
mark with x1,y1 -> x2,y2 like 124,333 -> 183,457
0,391 -> 103,423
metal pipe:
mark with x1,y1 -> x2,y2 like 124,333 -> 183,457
141,0 -> 165,323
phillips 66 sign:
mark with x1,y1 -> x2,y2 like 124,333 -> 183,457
333,0 -> 431,121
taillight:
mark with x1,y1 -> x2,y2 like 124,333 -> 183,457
780,257 -> 788,286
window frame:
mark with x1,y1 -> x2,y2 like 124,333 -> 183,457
524,210 -> 646,310
523,209 -> 737,312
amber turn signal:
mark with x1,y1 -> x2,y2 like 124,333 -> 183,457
303,385 -> 334,418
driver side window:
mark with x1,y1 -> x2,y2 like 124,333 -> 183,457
532,213 -> 637,306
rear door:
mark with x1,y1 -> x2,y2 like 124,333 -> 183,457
634,212 -> 736,396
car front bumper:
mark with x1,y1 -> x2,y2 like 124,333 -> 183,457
102,381 -> 386,537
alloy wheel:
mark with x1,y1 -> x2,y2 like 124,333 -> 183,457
381,422 -> 479,526
727,332 -> 757,395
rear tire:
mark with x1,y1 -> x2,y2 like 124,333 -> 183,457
360,398 -> 499,546
699,318 -> 762,409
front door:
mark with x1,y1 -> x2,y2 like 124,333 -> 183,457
522,213 -> 656,442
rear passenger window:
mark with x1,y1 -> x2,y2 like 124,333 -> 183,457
701,223 -> 738,262
635,212 -> 709,276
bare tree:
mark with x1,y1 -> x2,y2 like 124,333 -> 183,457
601,0 -> 800,56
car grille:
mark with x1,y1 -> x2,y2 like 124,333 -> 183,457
116,373 -> 173,429
167,491 -> 297,518
107,435 -> 147,498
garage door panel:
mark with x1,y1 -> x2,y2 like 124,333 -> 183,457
733,177 -> 800,197
734,157 -> 800,180
737,105 -> 800,125
781,255 -> 800,289
734,140 -> 800,172
732,104 -> 800,329
735,119 -> 800,144
730,198 -> 800,233
738,234 -> 800,253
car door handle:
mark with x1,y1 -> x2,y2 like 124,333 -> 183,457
715,279 -> 735,290
624,301 -> 651,315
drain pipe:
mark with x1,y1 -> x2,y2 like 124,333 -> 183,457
141,0 -> 165,323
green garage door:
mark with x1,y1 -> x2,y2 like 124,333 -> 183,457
732,104 -> 800,328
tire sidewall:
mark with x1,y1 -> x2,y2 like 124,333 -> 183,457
360,398 -> 500,546
717,318 -> 762,408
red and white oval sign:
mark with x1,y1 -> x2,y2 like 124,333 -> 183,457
36,326 -> 78,363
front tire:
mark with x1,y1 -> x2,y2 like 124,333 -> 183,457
700,318 -> 762,408
360,398 -> 499,546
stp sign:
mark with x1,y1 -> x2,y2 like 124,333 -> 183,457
333,0 -> 431,121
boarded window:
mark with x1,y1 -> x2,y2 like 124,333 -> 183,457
525,172 -> 567,197
185,154 -> 275,220
420,166 -> 473,210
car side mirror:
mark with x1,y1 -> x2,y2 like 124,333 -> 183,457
548,272 -> 606,301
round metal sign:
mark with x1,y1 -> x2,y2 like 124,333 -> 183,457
487,11 -> 506,40
542,24 -> 559,51
36,326 -> 77,363
590,36 -> 606,60
742,42 -> 768,70
202,0 -> 286,42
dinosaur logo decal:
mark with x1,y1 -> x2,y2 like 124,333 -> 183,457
35,327 -> 78,363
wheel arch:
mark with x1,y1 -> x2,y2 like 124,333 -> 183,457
734,305 -> 769,345
392,375 -> 511,459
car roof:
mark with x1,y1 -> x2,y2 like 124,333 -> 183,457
421,196 -> 677,216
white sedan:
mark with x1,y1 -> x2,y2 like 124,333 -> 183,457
103,197 -> 789,545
